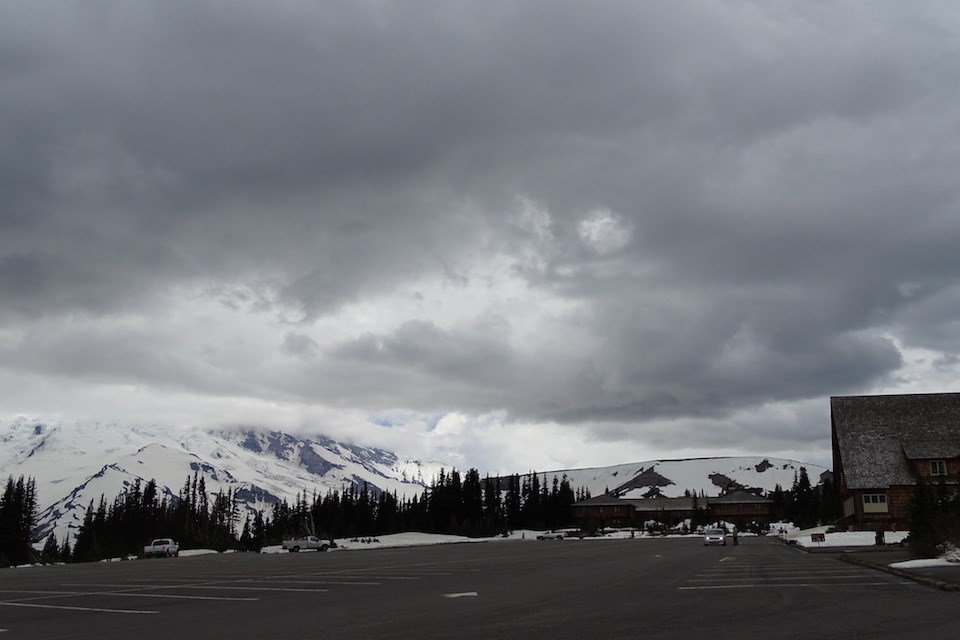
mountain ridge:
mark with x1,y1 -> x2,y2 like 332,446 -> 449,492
0,418 -> 829,544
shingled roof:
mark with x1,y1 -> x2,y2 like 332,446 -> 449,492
711,490 -> 772,504
831,393 -> 960,489
573,494 -> 631,507
622,497 -> 704,512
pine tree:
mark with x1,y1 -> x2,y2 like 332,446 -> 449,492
41,532 -> 59,563
909,479 -> 937,557
60,537 -> 72,563
0,476 -> 39,566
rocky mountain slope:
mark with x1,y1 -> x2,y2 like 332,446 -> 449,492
1,418 -> 829,544
0,418 -> 443,544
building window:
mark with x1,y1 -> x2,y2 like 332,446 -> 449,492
862,493 -> 888,513
930,460 -> 947,476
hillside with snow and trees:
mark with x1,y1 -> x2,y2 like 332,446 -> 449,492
1,417 -> 833,566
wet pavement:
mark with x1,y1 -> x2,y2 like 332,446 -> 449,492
808,544 -> 960,591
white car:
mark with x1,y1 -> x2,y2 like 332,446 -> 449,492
282,535 -> 336,552
143,538 -> 179,558
703,528 -> 727,546
536,531 -> 565,540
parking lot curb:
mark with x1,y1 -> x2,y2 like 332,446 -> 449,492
840,553 -> 960,592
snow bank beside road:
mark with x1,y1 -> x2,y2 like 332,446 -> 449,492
260,532 -> 487,553
890,557 -> 960,569
786,526 -> 908,548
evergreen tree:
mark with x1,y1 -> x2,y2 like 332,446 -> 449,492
482,475 -> 504,533
505,474 -> 521,531
909,479 -> 937,557
462,469 -> 484,535
60,537 -> 72,563
0,476 -> 38,566
41,532 -> 60,563
72,499 -> 101,563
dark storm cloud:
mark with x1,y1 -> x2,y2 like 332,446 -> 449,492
3,0 -> 960,456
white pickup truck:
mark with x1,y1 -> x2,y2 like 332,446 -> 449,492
143,538 -> 179,558
282,535 -> 336,552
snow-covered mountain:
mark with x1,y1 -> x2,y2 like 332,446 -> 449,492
1,417 -> 830,545
544,457 -> 831,499
0,418 -> 445,544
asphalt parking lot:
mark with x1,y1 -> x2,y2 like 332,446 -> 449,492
1,537 -> 956,639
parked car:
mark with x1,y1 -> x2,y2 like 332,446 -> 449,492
143,538 -> 179,558
282,535 -> 337,552
536,531 -> 565,540
703,528 -> 727,546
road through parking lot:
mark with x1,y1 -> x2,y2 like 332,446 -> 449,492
1,537 -> 956,639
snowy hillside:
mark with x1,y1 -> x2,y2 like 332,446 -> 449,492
0,418 -> 444,544
1,417 -> 831,546
542,456 -> 830,499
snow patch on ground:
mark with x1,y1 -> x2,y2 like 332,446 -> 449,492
890,542 -> 960,569
179,549 -> 219,557
260,532 -> 488,553
890,558 -> 960,569
784,526 -> 909,548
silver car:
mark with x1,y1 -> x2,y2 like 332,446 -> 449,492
703,528 -> 727,546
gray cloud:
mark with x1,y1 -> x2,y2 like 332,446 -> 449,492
281,332 -> 320,361
3,0 -> 959,466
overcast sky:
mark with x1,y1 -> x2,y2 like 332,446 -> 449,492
3,1 -> 960,474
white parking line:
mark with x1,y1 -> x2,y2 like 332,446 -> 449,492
679,582 -> 912,590
240,579 -> 381,586
684,575 -> 880,582
97,592 -> 259,601
322,575 -> 421,581
65,582 -> 330,594
0,590 -> 81,596
0,588 -> 257,603
443,592 -> 478,599
0,602 -> 156,614
177,585 -> 330,593
694,569 -> 867,576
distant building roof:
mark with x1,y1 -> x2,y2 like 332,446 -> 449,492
711,490 -> 772,504
832,393 -> 960,490
573,494 -> 630,507
622,497 -> 705,512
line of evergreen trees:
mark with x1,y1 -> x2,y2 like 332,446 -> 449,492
767,467 -> 839,528
32,469 -> 583,564
4,466 -> 849,567
67,474 -> 243,563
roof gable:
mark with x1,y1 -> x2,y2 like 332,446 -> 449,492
832,392 -> 960,489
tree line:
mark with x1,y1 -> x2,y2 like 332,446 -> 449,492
767,467 -> 840,529
14,469 -> 583,564
0,476 -> 38,566
2,466 -> 866,567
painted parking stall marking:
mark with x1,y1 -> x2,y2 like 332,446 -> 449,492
678,582 -> 910,590
680,551 -> 915,591
0,601 -> 157,614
